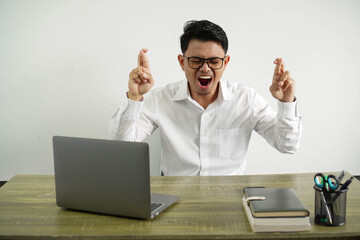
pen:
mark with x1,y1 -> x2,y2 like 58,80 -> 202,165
332,176 -> 354,203
340,176 -> 354,190
337,170 -> 345,183
320,191 -> 333,225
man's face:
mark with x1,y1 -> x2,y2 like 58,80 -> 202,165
178,39 -> 230,101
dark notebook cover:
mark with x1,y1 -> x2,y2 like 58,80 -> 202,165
244,187 -> 310,218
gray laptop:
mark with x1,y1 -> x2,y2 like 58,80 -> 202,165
52,136 -> 179,219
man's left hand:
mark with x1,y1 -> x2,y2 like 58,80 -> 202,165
269,58 -> 295,102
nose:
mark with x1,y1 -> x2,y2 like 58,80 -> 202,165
199,60 -> 211,72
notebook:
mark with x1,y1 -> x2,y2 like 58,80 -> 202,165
243,187 -> 310,218
52,136 -> 179,219
241,196 -> 311,232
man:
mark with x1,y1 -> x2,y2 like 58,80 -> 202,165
109,20 -> 301,176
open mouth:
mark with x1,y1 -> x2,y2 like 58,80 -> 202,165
197,75 -> 212,89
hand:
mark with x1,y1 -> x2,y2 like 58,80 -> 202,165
269,58 -> 295,102
128,49 -> 154,101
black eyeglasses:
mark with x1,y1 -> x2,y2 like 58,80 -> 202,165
184,56 -> 226,70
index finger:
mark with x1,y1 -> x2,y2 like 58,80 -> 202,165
137,48 -> 150,68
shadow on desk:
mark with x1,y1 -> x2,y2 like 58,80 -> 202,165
0,181 -> 7,188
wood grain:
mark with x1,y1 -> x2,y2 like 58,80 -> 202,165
0,173 -> 359,239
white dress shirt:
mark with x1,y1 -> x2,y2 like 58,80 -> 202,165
109,79 -> 301,176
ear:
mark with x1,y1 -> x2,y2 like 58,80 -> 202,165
178,54 -> 185,71
223,55 -> 230,68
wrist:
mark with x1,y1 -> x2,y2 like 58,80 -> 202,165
280,96 -> 296,103
127,92 -> 143,101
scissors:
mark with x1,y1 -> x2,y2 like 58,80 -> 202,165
314,173 -> 339,191
314,173 -> 340,225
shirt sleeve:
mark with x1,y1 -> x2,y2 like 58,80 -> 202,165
109,93 -> 157,142
252,93 -> 302,154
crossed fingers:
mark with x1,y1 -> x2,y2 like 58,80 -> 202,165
270,58 -> 295,102
130,49 -> 152,84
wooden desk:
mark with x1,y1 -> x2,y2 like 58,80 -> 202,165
0,173 -> 359,239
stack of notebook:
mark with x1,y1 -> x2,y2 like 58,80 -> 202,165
242,187 -> 311,232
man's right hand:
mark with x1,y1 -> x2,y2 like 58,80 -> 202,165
128,49 -> 154,101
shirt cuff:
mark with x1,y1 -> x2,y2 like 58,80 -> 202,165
124,97 -> 143,120
277,98 -> 299,119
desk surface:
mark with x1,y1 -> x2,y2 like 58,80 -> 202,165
0,173 -> 360,240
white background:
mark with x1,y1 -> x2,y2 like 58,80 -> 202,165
1,0 -> 359,180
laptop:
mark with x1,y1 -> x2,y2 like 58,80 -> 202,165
52,136 -> 179,219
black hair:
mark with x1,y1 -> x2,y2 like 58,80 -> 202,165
180,20 -> 228,54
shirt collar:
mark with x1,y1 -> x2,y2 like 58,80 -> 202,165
171,79 -> 238,102
171,80 -> 190,101
220,80 -> 238,101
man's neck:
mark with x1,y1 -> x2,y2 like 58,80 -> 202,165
189,83 -> 219,109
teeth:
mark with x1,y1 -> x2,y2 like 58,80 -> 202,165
198,76 -> 212,79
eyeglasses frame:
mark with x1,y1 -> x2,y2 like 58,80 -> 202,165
184,56 -> 226,70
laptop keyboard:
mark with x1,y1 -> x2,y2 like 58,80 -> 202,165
151,202 -> 165,213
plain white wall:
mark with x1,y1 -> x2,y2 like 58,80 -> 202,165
1,0 -> 359,180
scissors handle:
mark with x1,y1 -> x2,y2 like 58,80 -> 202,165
327,175 -> 339,190
314,173 -> 324,188
314,173 -> 339,191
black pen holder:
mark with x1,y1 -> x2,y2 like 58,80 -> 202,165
314,185 -> 347,226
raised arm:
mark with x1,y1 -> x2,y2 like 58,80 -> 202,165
109,49 -> 157,141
